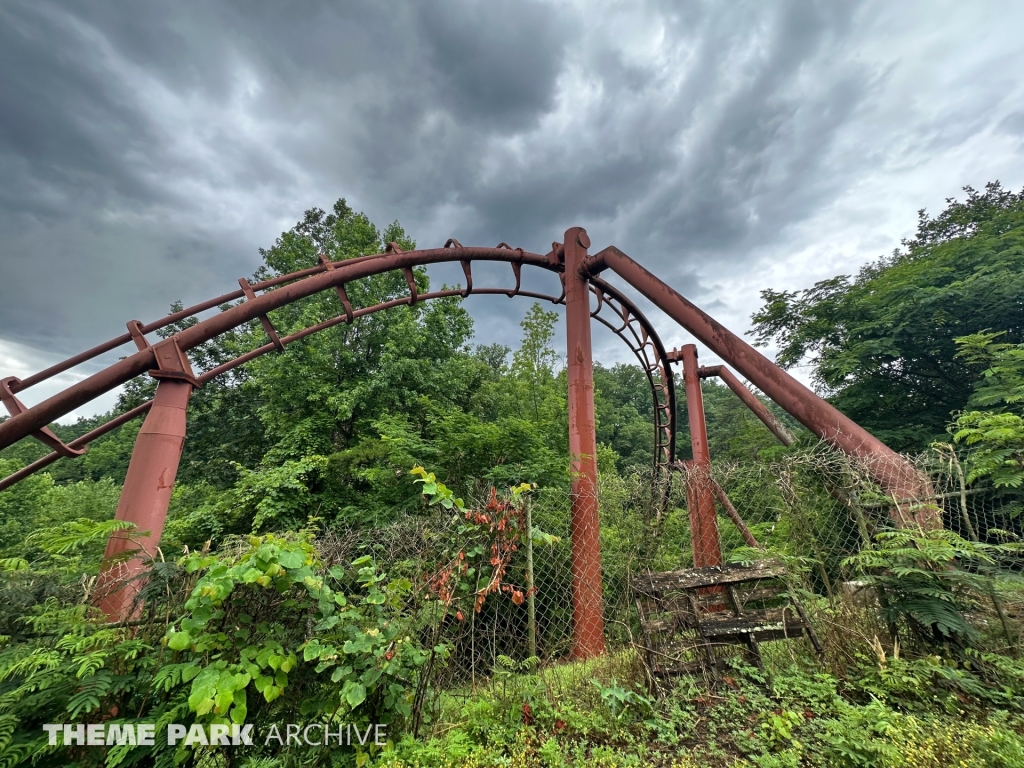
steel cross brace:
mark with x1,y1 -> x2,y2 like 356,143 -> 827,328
0,377 -> 87,458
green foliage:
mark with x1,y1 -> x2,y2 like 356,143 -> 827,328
751,182 -> 1024,450
0,412 -> 142,487
0,460 -> 53,557
0,518 -> 162,768
0,469 -> 120,560
511,304 -> 560,422
955,411 -> 1024,489
842,528 -> 1022,650
410,466 -> 465,512
952,331 -> 1024,489
415,472 -> 541,620
589,678 -> 654,722
373,660 -> 1024,768
169,533 -> 433,745
955,331 -> 1024,409
0,518 -> 440,767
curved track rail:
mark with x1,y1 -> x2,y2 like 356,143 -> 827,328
1,226 -> 938,642
0,243 -> 677,491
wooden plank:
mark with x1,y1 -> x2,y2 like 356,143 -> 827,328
683,586 -> 784,612
633,560 -> 788,595
643,611 -> 807,640
641,615 -> 695,634
699,608 -> 807,638
748,628 -> 807,643
700,606 -> 791,627
727,586 -> 786,606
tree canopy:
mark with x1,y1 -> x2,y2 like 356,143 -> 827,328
750,182 -> 1024,451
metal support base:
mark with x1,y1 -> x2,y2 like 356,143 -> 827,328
94,379 -> 192,621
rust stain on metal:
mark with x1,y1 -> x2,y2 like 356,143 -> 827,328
94,378 -> 193,621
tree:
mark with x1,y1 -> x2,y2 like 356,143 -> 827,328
511,303 -> 560,423
952,332 -> 1024,489
593,364 -> 654,471
750,182 -> 1024,451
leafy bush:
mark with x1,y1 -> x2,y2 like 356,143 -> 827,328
953,331 -> 1024,489
842,527 -> 1021,650
0,522 -> 440,767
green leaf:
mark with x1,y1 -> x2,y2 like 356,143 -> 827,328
167,630 -> 192,651
303,640 -> 322,661
344,681 -> 367,708
331,665 -> 354,683
231,690 -> 248,724
278,549 -> 305,569
263,684 -> 282,703
182,664 -> 201,683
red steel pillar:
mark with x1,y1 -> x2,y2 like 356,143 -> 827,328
563,226 -> 606,659
94,378 -> 193,621
681,344 -> 722,567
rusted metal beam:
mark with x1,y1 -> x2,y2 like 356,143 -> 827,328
681,345 -> 722,567
316,254 -> 356,323
2,278 -> 682,493
94,378 -> 192,620
583,245 -> 938,529
1,377 -> 87,458
5,248 -> 535,398
563,227 -> 606,659
0,400 -> 153,492
0,247 -> 555,450
238,278 -> 285,352
711,479 -> 762,549
696,364 -> 796,446
9,290 -> 249,395
591,276 -> 676,473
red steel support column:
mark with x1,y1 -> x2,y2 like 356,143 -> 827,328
681,345 -> 722,567
586,247 -> 938,528
564,226 -> 606,659
94,379 -> 192,621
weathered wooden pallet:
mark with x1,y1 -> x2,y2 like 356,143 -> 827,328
634,560 -> 789,596
632,559 -> 823,678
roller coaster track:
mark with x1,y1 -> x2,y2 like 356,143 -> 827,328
0,229 -> 940,634
0,242 -> 677,491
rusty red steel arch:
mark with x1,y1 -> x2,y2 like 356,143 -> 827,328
0,259 -> 677,492
0,227 -> 937,659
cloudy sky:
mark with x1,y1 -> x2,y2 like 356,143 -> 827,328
2,0 -> 1023,421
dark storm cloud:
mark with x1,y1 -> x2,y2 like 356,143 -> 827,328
416,0 -> 565,130
0,0 -> 573,352
613,3 -> 868,261
1,0 -> 1023,413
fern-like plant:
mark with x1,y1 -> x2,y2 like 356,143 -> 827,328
843,528 -> 1021,650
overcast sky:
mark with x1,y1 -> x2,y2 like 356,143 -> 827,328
2,0 -> 1023,422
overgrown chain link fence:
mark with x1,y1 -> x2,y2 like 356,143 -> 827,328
312,442 -> 1024,699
